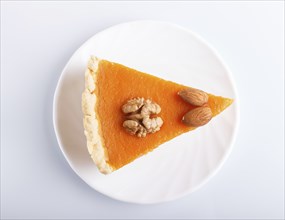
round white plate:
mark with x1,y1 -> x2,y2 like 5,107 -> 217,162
53,21 -> 239,204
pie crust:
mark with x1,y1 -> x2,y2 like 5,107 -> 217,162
82,56 -> 113,174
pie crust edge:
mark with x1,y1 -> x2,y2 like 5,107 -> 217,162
82,56 -> 113,174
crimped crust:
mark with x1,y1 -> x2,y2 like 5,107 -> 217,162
82,56 -> 113,174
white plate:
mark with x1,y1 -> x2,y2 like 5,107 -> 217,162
53,21 -> 239,204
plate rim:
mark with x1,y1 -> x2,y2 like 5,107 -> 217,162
52,20 -> 240,204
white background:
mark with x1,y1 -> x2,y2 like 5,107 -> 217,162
1,1 -> 284,219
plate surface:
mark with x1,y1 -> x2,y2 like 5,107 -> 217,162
53,21 -> 239,204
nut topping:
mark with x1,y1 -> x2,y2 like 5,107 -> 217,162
182,107 -> 212,127
178,88 -> 208,106
122,98 -> 163,137
122,97 -> 144,113
123,120 -> 147,138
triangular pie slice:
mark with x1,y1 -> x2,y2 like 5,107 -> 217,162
82,56 -> 233,174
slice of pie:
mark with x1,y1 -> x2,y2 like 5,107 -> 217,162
82,56 -> 233,174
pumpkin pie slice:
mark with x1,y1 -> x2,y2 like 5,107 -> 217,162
82,56 -> 233,174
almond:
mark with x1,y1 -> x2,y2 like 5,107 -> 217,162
182,107 -> 212,127
178,88 -> 208,106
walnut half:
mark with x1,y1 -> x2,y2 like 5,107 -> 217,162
122,98 -> 163,138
